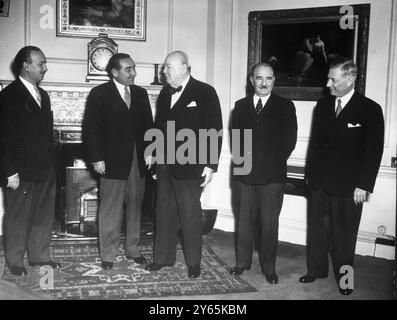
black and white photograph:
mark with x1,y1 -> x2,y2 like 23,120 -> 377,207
0,0 -> 396,305
57,0 -> 146,40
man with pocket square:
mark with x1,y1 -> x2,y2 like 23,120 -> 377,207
0,46 -> 60,276
300,57 -> 384,295
145,51 -> 223,278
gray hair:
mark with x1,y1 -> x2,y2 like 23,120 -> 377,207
166,50 -> 191,72
330,56 -> 357,79
251,62 -> 274,76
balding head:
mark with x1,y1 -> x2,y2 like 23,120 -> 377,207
163,51 -> 191,87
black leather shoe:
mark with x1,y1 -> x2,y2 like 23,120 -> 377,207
127,256 -> 147,264
229,267 -> 245,276
265,273 -> 279,284
101,261 -> 113,270
145,263 -> 174,271
188,265 -> 201,278
299,274 -> 329,283
9,266 -> 28,276
339,287 -> 354,296
29,261 -> 61,269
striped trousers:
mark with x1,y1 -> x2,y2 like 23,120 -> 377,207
306,189 -> 363,280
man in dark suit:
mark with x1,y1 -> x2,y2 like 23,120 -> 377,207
229,63 -> 297,284
84,53 -> 153,270
0,46 -> 60,276
300,57 -> 384,295
145,51 -> 223,278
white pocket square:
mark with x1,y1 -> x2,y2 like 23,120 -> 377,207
348,123 -> 362,128
187,101 -> 197,107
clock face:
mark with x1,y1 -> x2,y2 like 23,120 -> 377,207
91,47 -> 114,72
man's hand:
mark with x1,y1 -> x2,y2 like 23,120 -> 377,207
7,173 -> 20,190
354,187 -> 369,205
92,161 -> 106,175
201,167 -> 214,188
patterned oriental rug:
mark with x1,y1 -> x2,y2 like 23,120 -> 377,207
0,239 -> 256,300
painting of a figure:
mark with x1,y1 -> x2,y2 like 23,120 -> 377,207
57,0 -> 146,41
262,21 -> 356,87
69,0 -> 135,29
248,5 -> 370,100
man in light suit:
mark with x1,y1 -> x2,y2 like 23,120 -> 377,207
300,57 -> 384,295
230,63 -> 297,284
146,51 -> 223,278
84,53 -> 153,270
0,46 -> 60,276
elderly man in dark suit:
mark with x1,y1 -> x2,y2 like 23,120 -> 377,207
300,57 -> 384,295
145,51 -> 223,278
229,63 -> 297,284
0,46 -> 60,276
84,53 -> 153,270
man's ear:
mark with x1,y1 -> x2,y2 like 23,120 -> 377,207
22,61 -> 30,71
111,68 -> 118,79
249,75 -> 254,86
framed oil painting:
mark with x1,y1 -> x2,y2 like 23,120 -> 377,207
57,0 -> 146,41
247,4 -> 370,100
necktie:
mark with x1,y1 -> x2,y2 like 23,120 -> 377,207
124,86 -> 131,109
256,98 -> 263,114
34,86 -> 41,108
335,98 -> 342,117
169,85 -> 182,95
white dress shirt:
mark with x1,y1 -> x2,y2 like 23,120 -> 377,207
113,78 -> 130,104
19,76 -> 41,107
253,93 -> 271,111
171,75 -> 190,108
335,88 -> 355,112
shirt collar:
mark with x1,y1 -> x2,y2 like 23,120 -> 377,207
19,76 -> 36,92
113,78 -> 130,97
336,88 -> 355,110
176,75 -> 190,94
19,76 -> 41,105
253,93 -> 271,108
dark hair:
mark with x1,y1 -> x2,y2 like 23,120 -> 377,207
329,56 -> 358,78
11,46 -> 42,78
105,53 -> 132,78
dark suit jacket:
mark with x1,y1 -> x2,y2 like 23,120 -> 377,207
0,78 -> 55,183
84,80 -> 153,180
231,93 -> 297,184
155,76 -> 223,179
306,91 -> 384,196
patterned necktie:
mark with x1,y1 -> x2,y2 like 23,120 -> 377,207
256,98 -> 263,114
34,85 -> 41,108
335,98 -> 342,117
124,86 -> 131,109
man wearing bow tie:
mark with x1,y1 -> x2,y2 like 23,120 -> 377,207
300,57 -> 384,295
0,46 -> 60,276
84,53 -> 153,270
229,63 -> 297,284
146,51 -> 223,278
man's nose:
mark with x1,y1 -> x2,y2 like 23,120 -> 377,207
326,79 -> 332,87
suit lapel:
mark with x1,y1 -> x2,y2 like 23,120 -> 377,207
16,78 -> 41,112
169,77 -> 195,114
109,81 -> 129,111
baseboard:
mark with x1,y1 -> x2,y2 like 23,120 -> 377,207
214,209 -> 395,260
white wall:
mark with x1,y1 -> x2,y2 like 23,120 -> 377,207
208,0 -> 396,259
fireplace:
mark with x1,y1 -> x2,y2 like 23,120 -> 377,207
0,80 -> 162,236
